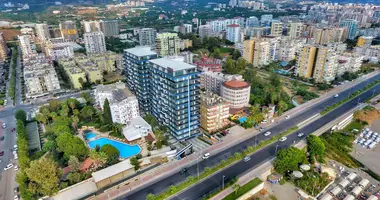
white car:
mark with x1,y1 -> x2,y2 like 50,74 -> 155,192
297,133 -> 305,137
334,94 -> 339,98
14,195 -> 19,200
261,120 -> 267,124
2,123 -> 6,129
279,137 -> 287,142
4,164 -> 13,171
14,155 -> 18,160
285,115 -> 290,119
14,166 -> 18,171
264,132 -> 271,136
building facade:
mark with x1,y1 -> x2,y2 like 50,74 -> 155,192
83,31 -> 107,54
200,71 -> 243,95
18,35 -> 36,57
220,80 -> 251,109
99,20 -> 119,37
340,19 -> 358,40
226,24 -> 241,43
35,23 -> 50,41
200,91 -> 230,133
271,21 -> 283,36
155,33 -> 181,56
199,25 -> 213,41
139,28 -> 157,46
0,32 -> 8,61
59,21 -> 79,41
288,22 -> 303,39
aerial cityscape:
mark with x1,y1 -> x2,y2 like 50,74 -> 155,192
0,0 -> 379,200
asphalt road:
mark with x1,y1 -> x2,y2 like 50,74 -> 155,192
122,73 -> 380,200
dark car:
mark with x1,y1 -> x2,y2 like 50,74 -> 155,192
0,136 -> 4,141
0,151 -> 4,156
14,187 -> 19,193
180,168 -> 188,174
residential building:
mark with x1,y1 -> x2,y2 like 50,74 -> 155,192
123,47 -> 158,112
336,53 -> 363,76
277,37 -> 305,62
155,33 -> 181,56
35,23 -> 50,41
23,54 -> 61,98
243,39 -> 255,64
0,32 -> 8,61
246,27 -> 265,38
59,21 -> 79,41
206,17 -> 245,33
311,27 -> 347,45
18,35 -> 36,57
261,14 -> 273,27
340,19 -> 358,40
354,45 -> 380,60
246,16 -> 260,28
199,25 -> 213,41
220,80 -> 251,109
200,91 -> 230,133
297,45 -> 338,83
95,82 -> 139,124
122,116 -> 152,141
177,24 -> 192,35
271,21 -> 283,36
89,52 -> 122,72
288,22 -> 303,39
356,36 -> 373,47
181,39 -> 193,50
61,63 -> 87,89
99,20 -> 119,37
148,58 -> 200,140
200,70 -> 243,95
44,42 -> 74,61
83,20 -> 101,33
83,31 -> 107,54
139,28 -> 157,46
226,24 -> 241,43
243,38 -> 271,67
194,56 -> 223,72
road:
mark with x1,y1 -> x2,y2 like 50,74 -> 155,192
122,73 -> 380,200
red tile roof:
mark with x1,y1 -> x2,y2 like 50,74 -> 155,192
223,80 -> 250,89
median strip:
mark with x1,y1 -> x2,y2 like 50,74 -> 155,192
321,79 -> 380,115
147,126 -> 299,200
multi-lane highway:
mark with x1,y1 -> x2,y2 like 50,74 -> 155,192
122,73 -> 380,200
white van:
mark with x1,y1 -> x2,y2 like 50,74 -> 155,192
202,153 -> 210,159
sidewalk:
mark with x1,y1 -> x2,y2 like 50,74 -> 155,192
92,71 -> 380,200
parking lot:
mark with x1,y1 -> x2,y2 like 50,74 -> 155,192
319,160 -> 380,200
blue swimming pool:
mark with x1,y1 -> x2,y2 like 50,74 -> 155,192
88,138 -> 141,159
85,132 -> 97,140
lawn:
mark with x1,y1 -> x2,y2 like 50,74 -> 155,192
220,47 -> 234,54
223,178 -> 262,200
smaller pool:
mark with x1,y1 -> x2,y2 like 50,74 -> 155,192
239,117 -> 247,123
88,138 -> 141,159
85,132 -> 97,140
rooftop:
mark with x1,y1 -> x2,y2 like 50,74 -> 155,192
149,58 -> 196,71
92,159 -> 134,183
223,80 -> 250,89
227,24 -> 240,27
124,47 -> 157,57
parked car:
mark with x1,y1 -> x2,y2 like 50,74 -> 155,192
0,136 -> 4,141
259,127 -> 264,132
243,156 -> 251,162
264,132 -> 271,136
180,168 -> 188,174
334,94 -> 339,98
2,123 -> 6,129
4,164 -> 13,171
285,115 -> 290,119
297,133 -> 305,137
0,151 -> 4,156
202,153 -> 210,159
279,137 -> 287,142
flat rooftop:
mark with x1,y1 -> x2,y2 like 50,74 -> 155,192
124,47 -> 157,57
92,159 -> 134,183
149,58 -> 196,71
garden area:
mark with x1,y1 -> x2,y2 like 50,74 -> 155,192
15,93 -> 138,200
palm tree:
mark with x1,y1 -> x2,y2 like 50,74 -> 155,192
112,123 -> 124,134
72,116 -> 79,131
233,184 -> 240,195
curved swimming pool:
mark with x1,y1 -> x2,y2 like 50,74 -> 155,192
85,132 -> 97,140
88,138 -> 141,159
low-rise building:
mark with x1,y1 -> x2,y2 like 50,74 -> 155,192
336,53 -> 363,76
194,56 -> 223,72
94,82 -> 139,124
200,91 -> 230,133
44,42 -> 74,61
220,80 -> 251,109
354,45 -> 380,60
200,71 -> 243,95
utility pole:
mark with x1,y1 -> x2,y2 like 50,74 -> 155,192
222,175 -> 225,189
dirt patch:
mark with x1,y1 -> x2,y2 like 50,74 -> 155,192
0,28 -> 20,41
104,70 -> 124,82
354,107 -> 380,124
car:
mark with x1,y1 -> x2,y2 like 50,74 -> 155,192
202,153 -> 210,159
2,123 -> 6,129
14,166 -> 18,171
0,151 -> 4,156
4,164 -> 13,171
261,120 -> 267,124
297,133 -> 305,137
243,156 -> 251,162
180,168 -> 188,174
279,137 -> 287,142
14,195 -> 19,200
0,136 -> 4,140
264,132 -> 271,136
285,115 -> 290,119
334,94 -> 339,98
13,144 -> 17,149
259,127 -> 264,132
14,155 -> 18,160
13,187 -> 19,193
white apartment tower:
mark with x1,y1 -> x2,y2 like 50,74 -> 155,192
83,31 -> 107,54
288,22 -> 303,39
139,28 -> 157,46
35,23 -> 50,41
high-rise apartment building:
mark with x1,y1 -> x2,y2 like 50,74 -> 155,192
271,21 -> 283,36
35,23 -> 50,41
340,19 -> 358,40
311,27 -> 347,45
243,38 -> 271,67
139,28 -> 157,46
148,58 -> 200,140
206,17 -> 245,33
59,21 -> 79,41
18,35 -> 36,57
123,47 -> 158,112
246,16 -> 260,28
155,33 -> 181,56
288,22 -> 303,39
226,24 -> 241,43
260,14 -> 273,27
0,32 -> 8,61
83,31 -> 107,54
99,20 -> 119,37
277,37 -> 305,62
200,91 -> 230,133
297,45 -> 338,83
83,20 -> 101,33
199,25 -> 213,41
336,52 -> 363,76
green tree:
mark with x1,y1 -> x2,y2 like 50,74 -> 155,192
233,184 -> 240,195
223,57 -> 237,74
130,157 -> 140,170
89,149 -> 108,168
72,116 -> 79,131
48,99 -> 61,112
274,147 -> 305,174
25,157 -> 61,196
236,57 -> 247,72
210,48 -> 221,59
306,135 -> 326,162
80,92 -> 93,105
146,193 -> 156,200
144,113 -> 158,128
15,109 -> 27,123
100,144 -> 120,164
269,73 -> 282,88
169,185 -> 177,194
67,172 -> 82,185
80,106 -> 95,120
42,140 -> 56,152
103,98 -> 113,125
56,133 -> 89,160
277,100 -> 288,115
66,98 -> 80,111
68,156 -> 81,172
232,49 -> 241,60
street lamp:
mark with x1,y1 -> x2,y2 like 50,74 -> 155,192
222,175 -> 225,189
373,89 -> 377,97
275,144 -> 279,154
